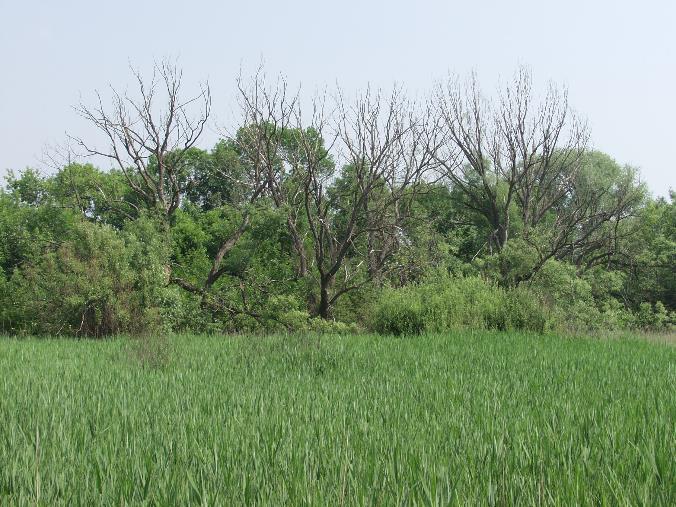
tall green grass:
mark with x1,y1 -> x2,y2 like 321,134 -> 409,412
0,332 -> 674,505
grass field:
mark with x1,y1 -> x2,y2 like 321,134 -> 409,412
0,332 -> 673,505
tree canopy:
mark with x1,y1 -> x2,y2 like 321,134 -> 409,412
1,64 -> 673,336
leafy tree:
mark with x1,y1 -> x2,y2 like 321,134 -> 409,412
0,66 -> 671,335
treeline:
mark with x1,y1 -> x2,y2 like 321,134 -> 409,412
0,63 -> 674,336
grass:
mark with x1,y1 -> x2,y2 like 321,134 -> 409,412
0,332 -> 674,505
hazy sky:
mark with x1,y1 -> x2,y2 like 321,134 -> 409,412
1,0 -> 674,196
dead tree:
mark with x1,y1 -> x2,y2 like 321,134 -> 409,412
434,67 -> 588,252
519,159 -> 645,280
171,70 -> 309,321
234,70 -> 311,278
72,60 -> 211,221
73,61 -> 271,321
434,68 -> 645,281
293,87 -> 437,318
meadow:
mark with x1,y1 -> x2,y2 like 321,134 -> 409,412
0,332 -> 673,505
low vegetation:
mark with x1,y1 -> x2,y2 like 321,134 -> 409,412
0,333 -> 673,504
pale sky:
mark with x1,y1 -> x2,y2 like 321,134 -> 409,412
1,0 -> 674,196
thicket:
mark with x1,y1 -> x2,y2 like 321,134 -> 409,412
1,167 -> 672,337
0,63 -> 674,337
371,262 -> 675,335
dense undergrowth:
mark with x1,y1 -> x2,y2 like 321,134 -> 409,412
370,270 -> 676,336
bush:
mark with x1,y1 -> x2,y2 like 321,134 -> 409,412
278,309 -> 360,335
503,285 -> 552,332
368,290 -> 427,335
635,301 -> 674,331
6,220 -> 168,337
528,260 -> 606,332
369,273 -> 555,336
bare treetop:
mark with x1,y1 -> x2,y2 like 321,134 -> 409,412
72,60 -> 211,217
434,67 -> 589,250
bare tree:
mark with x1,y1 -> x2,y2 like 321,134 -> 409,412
434,68 -> 645,281
521,158 -> 645,279
170,70 -> 308,322
233,70 -> 311,277
233,72 -> 439,318
72,60 -> 211,220
73,61 -> 275,321
293,87 -> 438,318
434,67 -> 588,252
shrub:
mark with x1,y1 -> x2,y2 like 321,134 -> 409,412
369,290 -> 427,335
528,260 -> 602,331
502,285 -> 553,333
8,220 -> 167,337
635,301 -> 674,331
369,272 -> 555,336
278,309 -> 360,335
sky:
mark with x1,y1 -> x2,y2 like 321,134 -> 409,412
1,0 -> 674,196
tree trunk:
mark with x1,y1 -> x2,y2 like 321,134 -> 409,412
317,274 -> 333,319
497,223 -> 508,250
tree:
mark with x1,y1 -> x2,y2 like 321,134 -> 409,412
163,141 -> 271,322
293,87 -> 438,318
72,60 -> 211,221
433,69 -> 645,282
233,71 -> 311,278
2,63 -> 668,335
615,190 -> 675,309
234,72 -> 440,318
434,67 -> 588,253
74,63 -> 275,321
542,151 -> 646,273
49,163 -> 139,226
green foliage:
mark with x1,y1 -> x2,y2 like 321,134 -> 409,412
528,260 -> 599,328
1,142 -> 672,335
370,289 -> 427,335
621,192 -> 676,309
276,309 -> 360,334
370,273 -> 555,335
4,218 -> 170,337
0,190 -> 79,276
0,333 -> 672,504
50,163 -> 137,226
635,301 -> 674,331
7,221 -> 132,336
182,141 -> 248,211
5,168 -> 49,205
476,238 -> 540,285
528,260 -> 643,331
